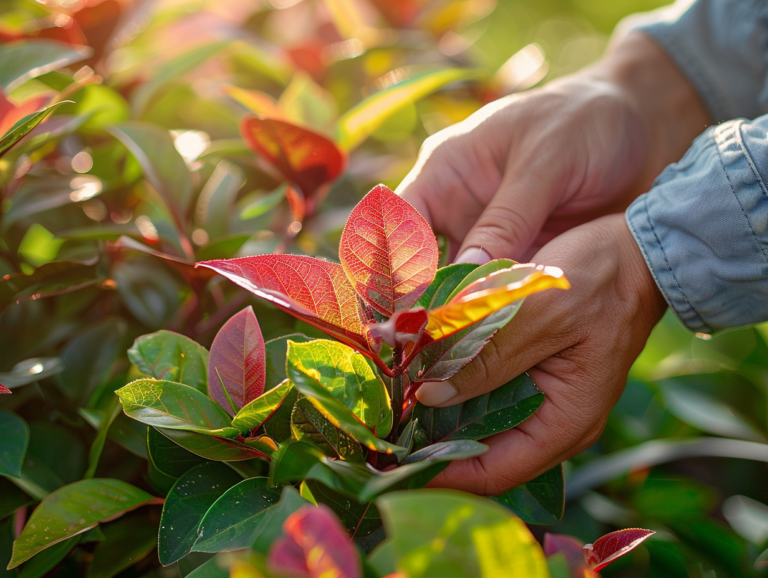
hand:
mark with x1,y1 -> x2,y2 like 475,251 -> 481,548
397,31 -> 710,263
418,215 -> 667,495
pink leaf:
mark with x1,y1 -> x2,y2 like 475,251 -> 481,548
196,255 -> 370,354
584,529 -> 655,572
268,505 -> 361,578
208,306 -> 266,416
365,308 -> 428,352
339,184 -> 438,317
0,384 -> 10,394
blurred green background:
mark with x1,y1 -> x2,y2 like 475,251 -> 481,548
2,0 -> 768,576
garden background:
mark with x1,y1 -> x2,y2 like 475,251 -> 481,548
2,0 -> 768,576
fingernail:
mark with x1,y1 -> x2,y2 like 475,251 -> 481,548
416,381 -> 459,406
455,247 -> 491,265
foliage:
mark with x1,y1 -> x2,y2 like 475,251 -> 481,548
2,0 -> 768,576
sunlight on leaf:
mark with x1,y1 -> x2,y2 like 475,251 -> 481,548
584,529 -> 655,572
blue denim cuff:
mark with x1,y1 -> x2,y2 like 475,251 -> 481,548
626,118 -> 768,333
634,0 -> 768,121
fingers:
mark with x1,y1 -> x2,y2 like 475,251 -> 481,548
453,157 -> 564,264
426,367 -> 607,495
415,284 -> 576,408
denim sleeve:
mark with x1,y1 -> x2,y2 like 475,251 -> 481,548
626,116 -> 768,333
632,0 -> 768,121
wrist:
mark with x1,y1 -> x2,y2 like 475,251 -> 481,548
593,31 -> 711,188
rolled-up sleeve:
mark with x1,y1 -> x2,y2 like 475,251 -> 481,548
626,116 -> 768,333
631,0 -> 768,122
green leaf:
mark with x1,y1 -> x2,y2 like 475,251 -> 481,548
0,358 -> 62,389
0,411 -> 29,477
659,379 -> 766,442
159,463 -> 242,566
116,379 -> 237,436
270,441 -> 373,498
8,479 -> 157,568
492,464 -> 565,525
445,259 -> 516,303
239,186 -> 287,220
287,339 -> 393,439
196,161 -> 245,239
112,259 -> 184,330
58,318 -> 127,402
306,481 -> 382,541
192,478 -> 283,553
0,102 -> 71,158
377,490 -> 550,578
109,122 -> 194,214
84,400 -> 121,479
86,513 -> 158,578
185,558 -> 228,578
417,263 -> 478,309
359,440 -> 488,502
147,427 -> 206,479
231,380 -> 293,435
156,428 -> 269,462
0,40 -> 91,91
413,373 -> 543,444
128,330 -> 210,394
265,334 -> 309,389
132,42 -> 228,116
0,478 -> 32,521
336,68 -> 486,151
195,234 -> 251,261
16,535 -> 78,578
0,261 -> 100,311
291,396 -> 365,462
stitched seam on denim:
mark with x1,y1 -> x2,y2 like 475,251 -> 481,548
630,196 -> 708,331
647,26 -> 728,121
625,205 -> 673,315
717,121 -> 768,265
736,121 -> 768,199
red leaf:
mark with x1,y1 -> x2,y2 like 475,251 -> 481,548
0,384 -> 11,394
339,184 -> 438,317
196,255 -> 370,353
365,308 -> 428,352
268,505 -> 361,578
545,534 -> 596,578
208,306 -> 266,416
240,116 -> 345,203
584,529 -> 655,572
285,185 -> 307,223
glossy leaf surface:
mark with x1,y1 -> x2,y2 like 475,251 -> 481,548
339,184 -> 438,317
147,426 -> 206,480
128,331 -> 209,394
208,306 -> 266,415
424,264 -> 569,343
417,263 -> 478,310
9,479 -> 156,568
157,428 -> 269,462
159,462 -> 242,566
87,512 -> 159,578
378,490 -> 549,578
116,379 -> 237,436
193,482 -> 302,554
413,373 -> 544,444
265,334 -> 310,389
305,482 -> 381,541
493,464 -> 565,525
0,410 -> 29,477
268,505 -> 361,578
0,384 -> 10,394
240,116 -> 345,197
291,396 -> 365,462
232,379 -> 293,434
197,256 -> 368,350
584,529 -> 655,571
287,340 -> 391,437
0,40 -> 90,91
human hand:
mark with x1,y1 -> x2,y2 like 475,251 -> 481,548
397,31 -> 709,264
417,214 -> 667,495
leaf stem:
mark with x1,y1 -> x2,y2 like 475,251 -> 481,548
389,345 -> 404,444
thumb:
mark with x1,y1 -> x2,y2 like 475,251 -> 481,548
455,169 -> 556,264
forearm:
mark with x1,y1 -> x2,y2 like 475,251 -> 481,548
591,31 -> 711,190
